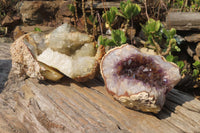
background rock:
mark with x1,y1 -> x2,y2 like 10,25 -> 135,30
185,33 -> 200,43
16,1 -> 73,26
13,25 -> 54,40
196,43 -> 200,57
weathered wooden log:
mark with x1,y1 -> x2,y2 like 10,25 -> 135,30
166,12 -> 200,30
85,0 -> 142,9
0,43 -> 200,132
0,43 -> 12,90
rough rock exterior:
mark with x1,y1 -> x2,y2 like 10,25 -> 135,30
10,34 -> 64,81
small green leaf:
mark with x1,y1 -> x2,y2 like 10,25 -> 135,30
192,69 -> 199,77
155,20 -> 161,32
110,7 -> 118,13
193,61 -> 200,69
111,29 -> 127,45
98,35 -> 117,46
173,56 -> 179,62
143,19 -> 161,34
34,27 -> 42,32
102,7 -> 118,27
119,2 -> 141,19
105,39 -> 116,46
181,69 -> 187,75
89,15 -> 94,23
176,61 -> 185,70
174,45 -> 181,52
166,55 -> 174,62
98,35 -> 107,46
89,15 -> 97,24
117,11 -> 126,19
170,28 -> 176,38
120,1 -> 126,13
124,3 -> 141,19
67,4 -> 75,13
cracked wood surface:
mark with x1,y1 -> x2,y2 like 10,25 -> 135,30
0,43 -> 200,133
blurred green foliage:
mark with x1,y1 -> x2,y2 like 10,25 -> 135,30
98,29 -> 126,46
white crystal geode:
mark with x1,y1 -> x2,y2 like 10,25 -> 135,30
100,44 -> 181,113
11,23 -> 105,82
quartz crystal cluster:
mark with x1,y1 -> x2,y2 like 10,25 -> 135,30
11,23 -> 105,82
100,44 -> 181,113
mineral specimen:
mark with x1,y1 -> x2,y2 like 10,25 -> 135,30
100,44 -> 181,113
11,23 -> 105,82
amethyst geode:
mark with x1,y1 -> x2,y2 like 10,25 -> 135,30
100,44 -> 181,113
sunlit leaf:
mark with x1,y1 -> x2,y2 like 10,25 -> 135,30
67,4 -> 75,13
34,27 -> 42,32
176,61 -> 185,69
111,29 -> 127,45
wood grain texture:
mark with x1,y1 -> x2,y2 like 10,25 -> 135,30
85,0 -> 142,9
0,75 -> 200,133
0,43 -> 12,90
0,43 -> 200,132
166,12 -> 200,30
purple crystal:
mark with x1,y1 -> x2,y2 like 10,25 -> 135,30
100,44 -> 181,113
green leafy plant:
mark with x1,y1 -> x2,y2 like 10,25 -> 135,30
88,15 -> 97,25
102,7 -> 118,30
34,27 -> 42,32
190,0 -> 200,11
173,0 -> 184,9
166,55 -> 185,70
98,29 -> 126,46
118,0 -> 141,32
67,3 -> 77,27
88,14 -> 98,39
142,18 -> 179,56
67,4 -> 75,13
172,0 -> 200,12
192,61 -> 200,78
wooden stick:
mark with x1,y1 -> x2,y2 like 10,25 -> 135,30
161,40 -> 172,56
82,0 -> 88,33
152,37 -> 162,55
144,0 -> 149,20
74,0 -> 78,27
90,0 -> 94,16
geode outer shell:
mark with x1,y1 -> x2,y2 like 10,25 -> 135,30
10,23 -> 105,82
10,34 -> 64,81
100,44 -> 181,113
